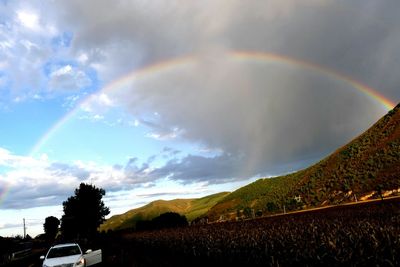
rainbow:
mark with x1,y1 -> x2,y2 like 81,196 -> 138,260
29,51 -> 396,157
231,51 -> 396,110
0,180 -> 10,207
28,55 -> 195,157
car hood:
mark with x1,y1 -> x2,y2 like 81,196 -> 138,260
43,254 -> 82,266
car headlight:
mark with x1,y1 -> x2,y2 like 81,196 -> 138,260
75,257 -> 85,267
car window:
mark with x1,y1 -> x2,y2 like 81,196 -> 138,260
47,246 -> 81,258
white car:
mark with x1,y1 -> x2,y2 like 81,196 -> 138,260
40,243 -> 102,267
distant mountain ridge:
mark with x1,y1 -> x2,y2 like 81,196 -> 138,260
99,192 -> 229,232
206,103 -> 400,221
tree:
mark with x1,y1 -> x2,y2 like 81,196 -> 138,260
136,212 -> 188,231
266,202 -> 278,212
43,216 -> 60,240
151,212 -> 188,229
61,183 -> 110,239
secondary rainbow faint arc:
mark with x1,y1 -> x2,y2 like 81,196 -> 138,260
29,51 -> 396,157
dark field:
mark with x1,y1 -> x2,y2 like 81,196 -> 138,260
99,197 -> 399,266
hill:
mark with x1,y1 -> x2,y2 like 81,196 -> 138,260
99,192 -> 229,232
206,103 -> 400,221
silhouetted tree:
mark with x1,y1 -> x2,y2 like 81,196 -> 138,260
61,183 -> 110,240
152,212 -> 188,229
136,220 -> 153,231
43,216 -> 60,241
136,212 -> 188,231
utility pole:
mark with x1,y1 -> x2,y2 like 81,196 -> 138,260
23,218 -> 26,239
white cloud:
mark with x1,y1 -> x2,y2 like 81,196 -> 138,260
50,65 -> 73,77
16,10 -> 40,31
77,53 -> 89,64
98,93 -> 113,107
0,5 -> 50,99
0,2 -> 85,101
93,114 -> 104,121
146,127 -> 183,141
0,147 -> 176,210
48,64 -> 91,92
0,147 -> 47,170
0,40 -> 13,51
19,39 -> 38,51
80,93 -> 114,115
63,94 -> 82,109
33,94 -> 42,100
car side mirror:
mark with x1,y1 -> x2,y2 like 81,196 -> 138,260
85,249 -> 92,254
40,255 -> 45,260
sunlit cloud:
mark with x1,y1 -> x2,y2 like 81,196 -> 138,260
80,93 -> 114,114
16,10 -> 40,31
48,64 -> 92,92
0,147 -> 191,210
146,127 -> 184,141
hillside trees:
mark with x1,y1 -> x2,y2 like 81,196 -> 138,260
61,183 -> 110,239
136,212 -> 188,231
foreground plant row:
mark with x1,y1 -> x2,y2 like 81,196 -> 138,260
100,197 -> 400,266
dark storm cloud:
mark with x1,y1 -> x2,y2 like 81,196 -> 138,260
149,154 -> 243,184
46,0 -> 400,182
115,60 -> 385,182
49,0 -> 400,100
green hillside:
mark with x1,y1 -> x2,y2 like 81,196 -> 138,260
207,103 -> 400,221
100,103 -> 400,227
99,192 -> 229,232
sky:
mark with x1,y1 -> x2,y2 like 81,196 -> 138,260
0,0 -> 399,237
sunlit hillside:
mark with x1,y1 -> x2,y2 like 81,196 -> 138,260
206,103 -> 400,221
99,192 -> 229,232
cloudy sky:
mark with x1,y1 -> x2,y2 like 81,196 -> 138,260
1,0 -> 399,237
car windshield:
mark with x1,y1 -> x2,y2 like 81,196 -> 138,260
47,245 -> 81,258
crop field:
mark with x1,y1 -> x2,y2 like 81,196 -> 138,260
100,197 -> 400,266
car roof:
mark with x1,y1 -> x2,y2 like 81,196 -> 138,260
51,243 -> 80,249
